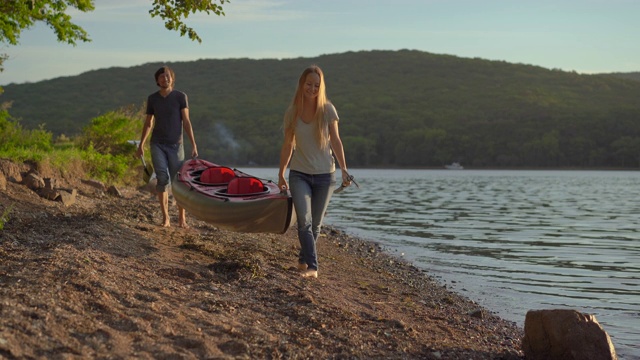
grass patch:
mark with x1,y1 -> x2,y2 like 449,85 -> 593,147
0,204 -> 13,231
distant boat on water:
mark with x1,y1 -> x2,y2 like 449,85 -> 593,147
444,162 -> 464,170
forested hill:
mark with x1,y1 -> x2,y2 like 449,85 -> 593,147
2,49 -> 640,168
607,72 -> 640,82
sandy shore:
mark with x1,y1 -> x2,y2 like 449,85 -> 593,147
0,176 -> 524,359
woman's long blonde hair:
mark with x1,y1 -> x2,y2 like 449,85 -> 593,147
283,65 -> 330,149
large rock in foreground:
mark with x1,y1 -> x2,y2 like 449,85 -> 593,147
522,309 -> 617,360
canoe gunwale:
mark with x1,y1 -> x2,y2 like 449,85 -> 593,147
184,181 -> 273,199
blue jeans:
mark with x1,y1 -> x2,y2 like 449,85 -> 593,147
289,170 -> 336,271
151,142 -> 184,193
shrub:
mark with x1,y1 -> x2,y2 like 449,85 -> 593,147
0,106 -> 142,186
0,109 -> 52,153
77,105 -> 143,156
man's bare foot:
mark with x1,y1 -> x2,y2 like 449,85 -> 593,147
301,269 -> 318,278
297,263 -> 308,271
178,208 -> 187,228
161,219 -> 170,227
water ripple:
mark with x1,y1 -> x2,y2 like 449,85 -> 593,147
251,168 -> 640,359
324,169 -> 640,359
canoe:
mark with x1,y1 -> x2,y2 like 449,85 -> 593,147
172,158 -> 295,234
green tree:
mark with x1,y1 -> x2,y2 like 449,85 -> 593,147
150,0 -> 227,43
0,0 -> 227,76
343,135 -> 377,167
563,136 -> 594,167
394,128 -> 447,166
0,1 -> 94,46
539,130 -> 561,166
611,136 -> 640,167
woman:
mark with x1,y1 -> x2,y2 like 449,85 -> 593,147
278,65 -> 352,279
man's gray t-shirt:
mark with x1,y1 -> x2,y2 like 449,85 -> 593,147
146,90 -> 188,144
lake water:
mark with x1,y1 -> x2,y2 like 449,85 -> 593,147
250,168 -> 640,359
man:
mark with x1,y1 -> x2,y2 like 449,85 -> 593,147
136,66 -> 198,228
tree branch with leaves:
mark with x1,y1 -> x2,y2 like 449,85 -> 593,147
0,0 -> 94,46
150,0 -> 227,43
0,0 -> 228,77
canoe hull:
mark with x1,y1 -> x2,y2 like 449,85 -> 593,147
172,159 -> 295,234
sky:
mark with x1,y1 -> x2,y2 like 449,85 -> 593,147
1,0 -> 639,85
